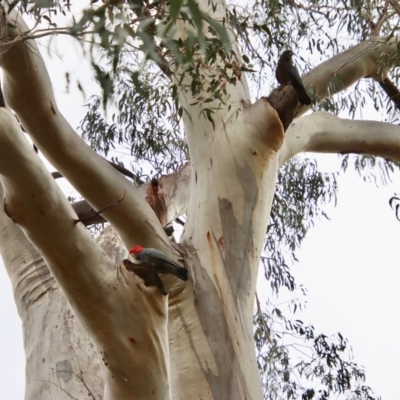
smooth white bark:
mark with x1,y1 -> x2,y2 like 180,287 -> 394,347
279,111 -> 400,164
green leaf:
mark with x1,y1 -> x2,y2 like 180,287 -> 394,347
187,0 -> 202,33
34,0 -> 55,8
7,0 -> 20,15
202,13 -> 231,51
170,0 -> 183,19
42,15 -> 52,24
186,0 -> 206,54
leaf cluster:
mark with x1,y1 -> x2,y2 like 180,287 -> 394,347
79,53 -> 187,176
255,298 -> 381,400
263,157 -> 337,293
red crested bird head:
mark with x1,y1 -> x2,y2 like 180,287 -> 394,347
129,245 -> 144,255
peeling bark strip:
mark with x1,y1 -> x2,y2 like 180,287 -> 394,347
146,177 -> 168,226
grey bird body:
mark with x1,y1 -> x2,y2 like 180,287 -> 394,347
276,50 -> 311,105
133,247 -> 188,281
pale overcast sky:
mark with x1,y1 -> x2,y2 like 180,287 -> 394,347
1,13 -> 400,400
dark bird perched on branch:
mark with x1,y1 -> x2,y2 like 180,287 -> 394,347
276,50 -> 311,105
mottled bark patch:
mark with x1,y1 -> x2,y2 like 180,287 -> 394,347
217,235 -> 224,250
3,199 -> 17,223
56,359 -> 73,383
219,161 -> 257,314
50,101 -> 57,115
188,248 -> 250,400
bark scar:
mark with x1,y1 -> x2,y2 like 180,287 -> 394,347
50,101 -> 57,115
146,178 -> 167,226
3,199 -> 17,223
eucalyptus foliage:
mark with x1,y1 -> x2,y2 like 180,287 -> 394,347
80,55 -> 187,176
255,301 -> 379,400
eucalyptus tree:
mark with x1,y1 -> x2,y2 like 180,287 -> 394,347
0,0 -> 398,399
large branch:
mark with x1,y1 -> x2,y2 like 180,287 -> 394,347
1,10 -> 175,257
0,181 -> 105,397
279,111 -> 400,165
72,163 -> 191,226
0,109 -> 170,399
297,36 -> 400,116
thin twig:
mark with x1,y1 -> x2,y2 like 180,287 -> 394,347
387,0 -> 400,16
74,190 -> 126,224
36,369 -> 97,400
60,370 -> 97,400
255,291 -> 272,343
0,28 -> 95,51
35,379 -> 79,400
